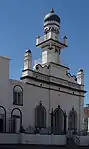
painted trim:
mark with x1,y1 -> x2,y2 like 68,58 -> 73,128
13,85 -> 23,91
13,103 -> 23,106
36,44 -> 64,50
44,23 -> 60,28
26,82 -> 85,97
11,108 -> 22,126
54,105 -> 64,115
21,75 -> 86,94
12,115 -> 20,118
36,43 -> 67,49
44,30 -> 59,35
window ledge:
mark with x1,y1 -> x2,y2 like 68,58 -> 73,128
13,103 -> 23,106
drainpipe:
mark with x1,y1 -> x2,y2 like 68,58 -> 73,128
48,65 -> 51,130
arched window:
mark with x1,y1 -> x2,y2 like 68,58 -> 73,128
35,101 -> 46,129
68,107 -> 77,130
13,85 -> 23,106
54,105 -> 64,134
11,108 -> 22,133
0,106 -> 6,132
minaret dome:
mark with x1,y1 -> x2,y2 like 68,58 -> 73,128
44,8 -> 60,39
44,8 -> 60,23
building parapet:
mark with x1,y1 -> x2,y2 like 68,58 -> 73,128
0,133 -> 66,145
21,69 -> 86,93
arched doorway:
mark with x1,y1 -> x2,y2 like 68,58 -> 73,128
54,105 -> 64,134
35,101 -> 46,129
0,106 -> 6,132
11,108 -> 22,133
68,107 -> 77,130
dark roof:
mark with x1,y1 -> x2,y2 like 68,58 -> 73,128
44,8 -> 60,23
79,69 -> 83,72
25,49 -> 31,54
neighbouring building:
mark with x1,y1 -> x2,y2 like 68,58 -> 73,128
84,105 -> 89,131
0,8 -> 88,148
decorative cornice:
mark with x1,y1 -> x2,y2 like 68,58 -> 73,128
21,68 -> 85,87
25,82 -> 85,97
21,75 -> 86,93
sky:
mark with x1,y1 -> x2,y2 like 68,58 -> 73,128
0,0 -> 89,105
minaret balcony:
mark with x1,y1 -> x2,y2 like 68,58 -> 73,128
36,35 -> 68,49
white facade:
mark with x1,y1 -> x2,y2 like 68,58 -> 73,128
0,9 -> 87,145
0,56 -> 85,132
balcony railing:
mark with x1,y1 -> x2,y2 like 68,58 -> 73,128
36,34 -> 67,46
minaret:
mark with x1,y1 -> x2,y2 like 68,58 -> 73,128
24,49 -> 32,70
36,8 -> 67,65
77,69 -> 84,85
21,49 -> 32,79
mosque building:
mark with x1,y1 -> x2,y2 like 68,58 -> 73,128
0,8 -> 88,148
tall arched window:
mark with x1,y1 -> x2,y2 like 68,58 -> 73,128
68,107 -> 77,130
0,106 -> 6,132
54,105 -> 64,134
35,101 -> 46,129
13,85 -> 23,106
11,108 -> 22,133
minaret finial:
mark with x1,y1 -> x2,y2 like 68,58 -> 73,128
50,8 -> 54,13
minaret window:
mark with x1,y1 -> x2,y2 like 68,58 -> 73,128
13,85 -> 23,106
35,101 -> 46,129
68,107 -> 77,130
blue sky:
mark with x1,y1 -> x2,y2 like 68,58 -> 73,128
0,0 -> 89,105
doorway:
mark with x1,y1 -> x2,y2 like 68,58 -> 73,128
12,115 -> 20,133
0,118 -> 3,132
